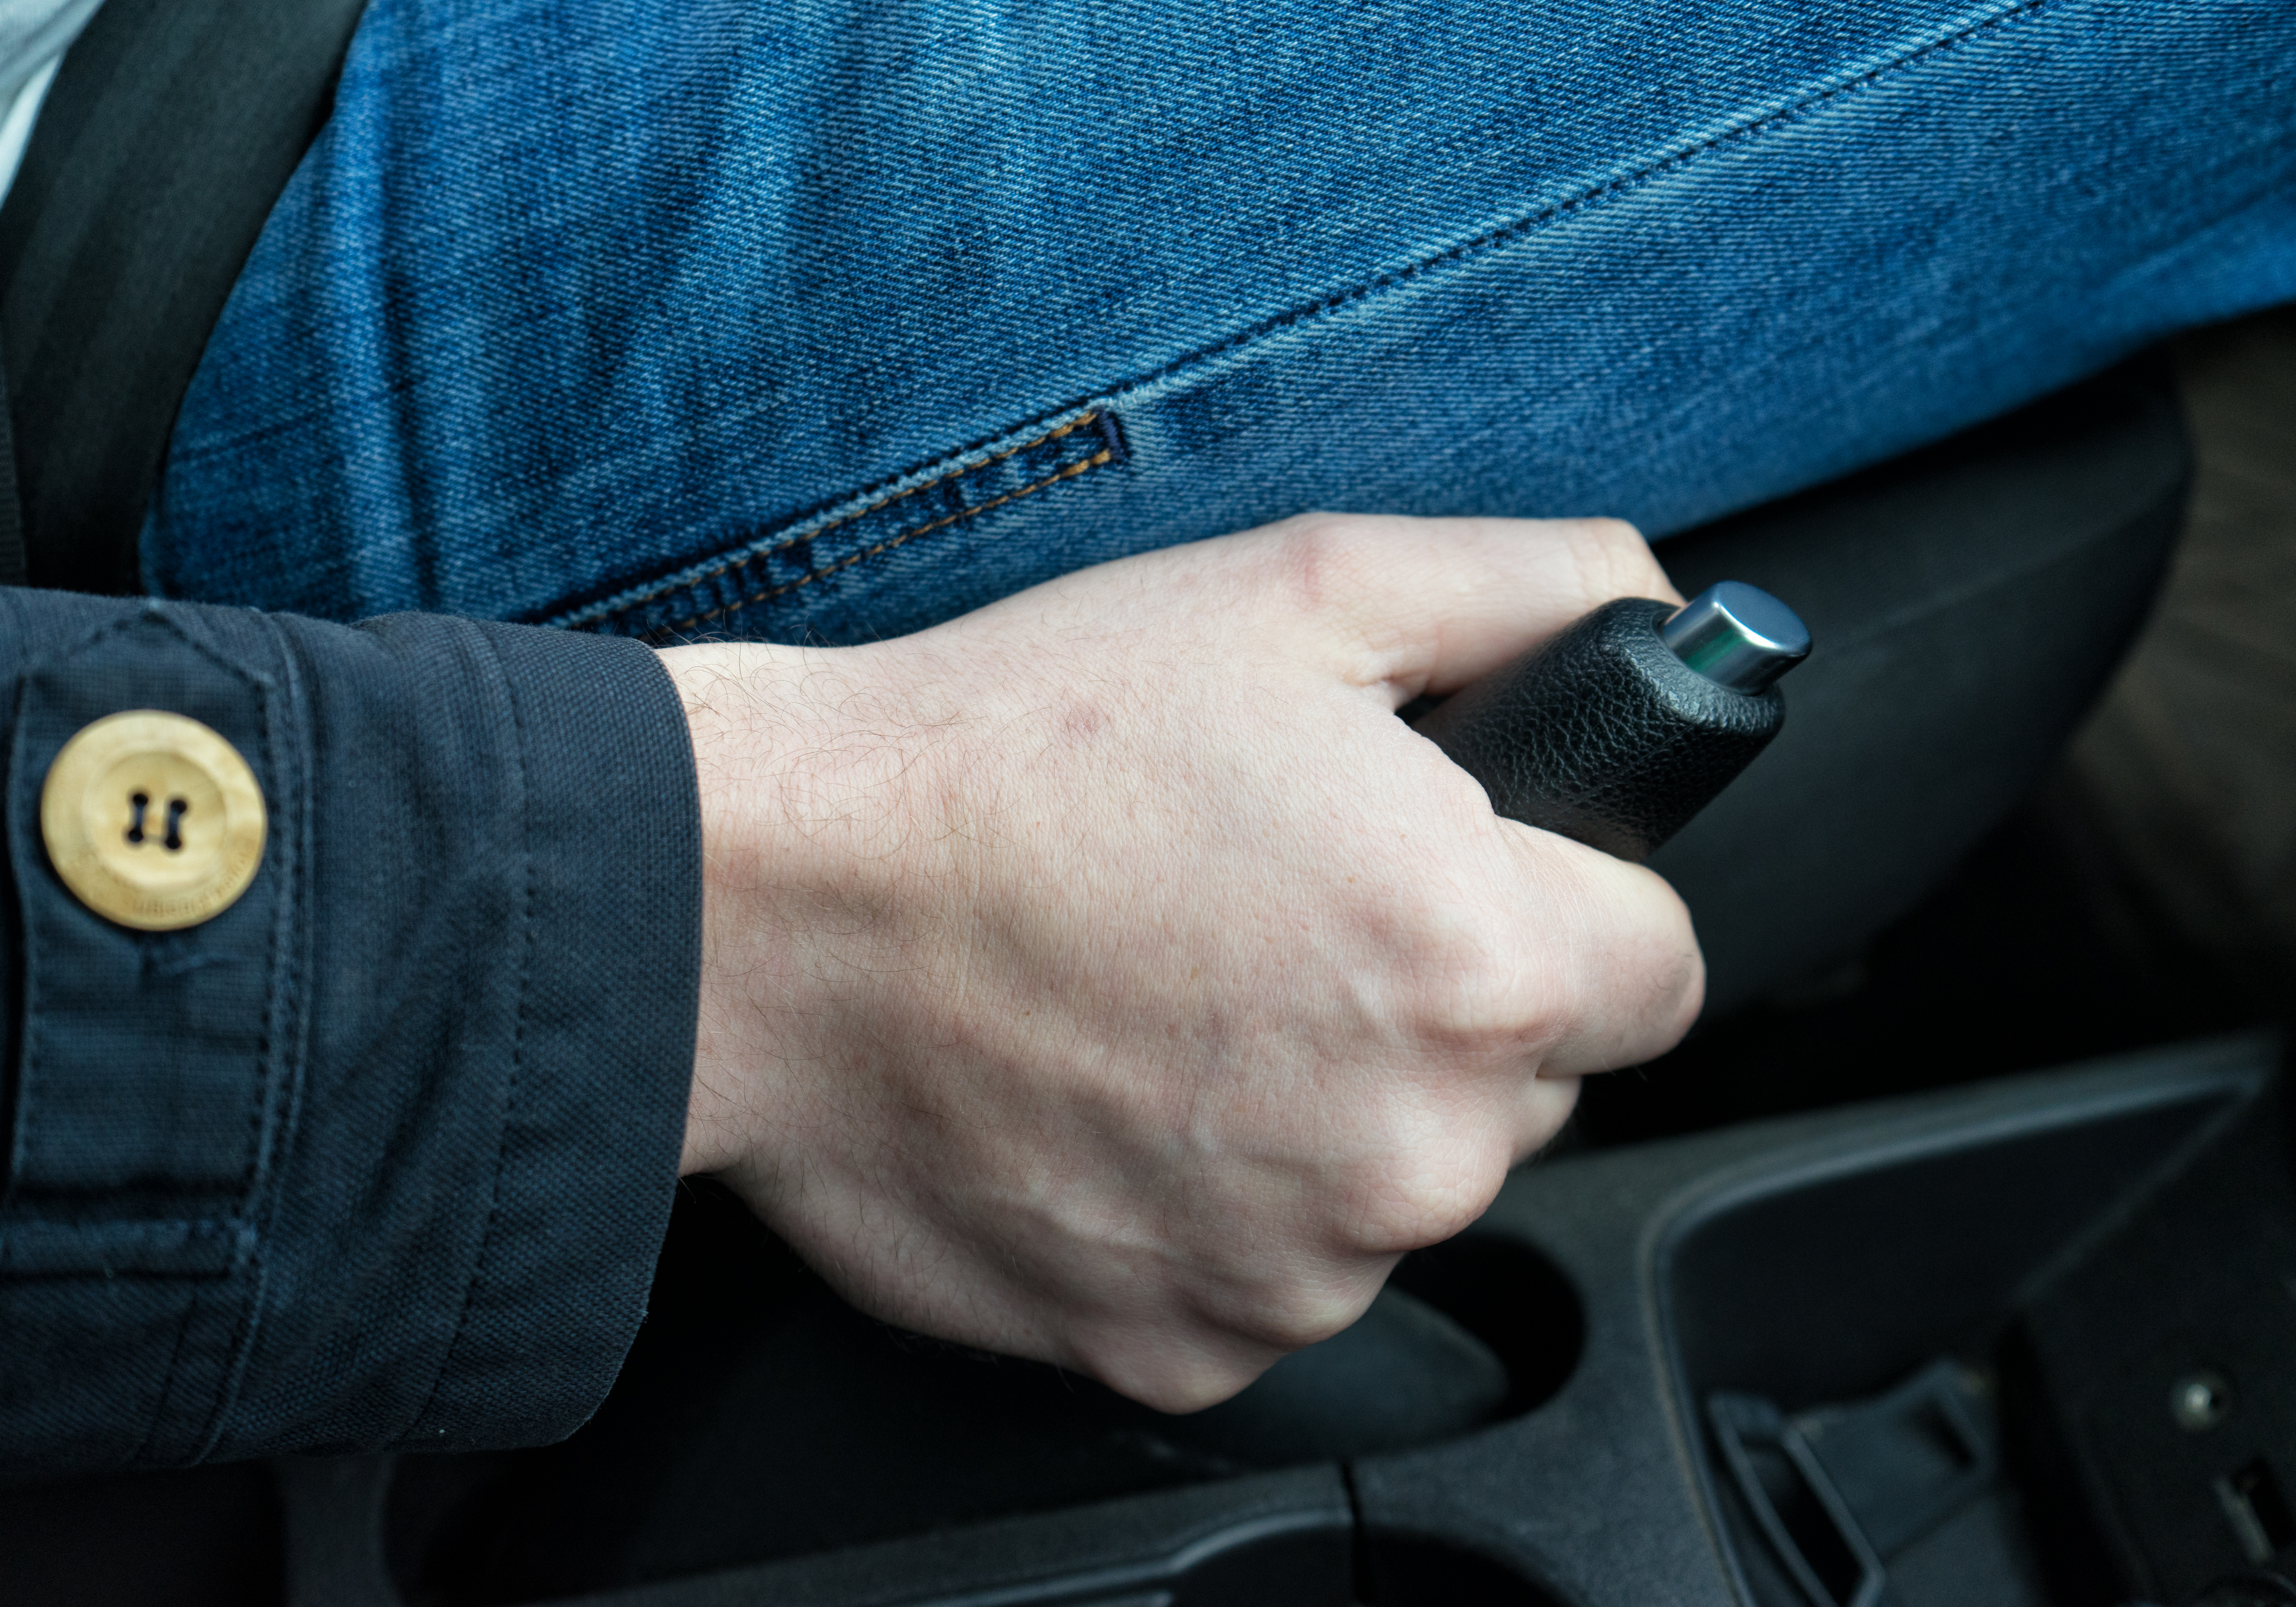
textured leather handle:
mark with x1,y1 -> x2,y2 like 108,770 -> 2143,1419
1414,597 -> 1786,863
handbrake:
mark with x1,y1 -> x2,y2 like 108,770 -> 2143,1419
1415,580 -> 1811,862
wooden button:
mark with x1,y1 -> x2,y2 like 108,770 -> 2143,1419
40,711 -> 266,931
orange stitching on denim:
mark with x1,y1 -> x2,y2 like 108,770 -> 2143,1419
620,413 -> 1104,615
652,445 -> 1115,638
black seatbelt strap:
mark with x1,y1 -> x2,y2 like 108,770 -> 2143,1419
0,0 -> 370,596
0,339 -> 25,588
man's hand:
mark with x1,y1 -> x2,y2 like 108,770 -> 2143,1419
660,513 -> 1701,1412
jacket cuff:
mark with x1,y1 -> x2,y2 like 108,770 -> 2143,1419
382,618 -> 701,1452
0,594 -> 699,1470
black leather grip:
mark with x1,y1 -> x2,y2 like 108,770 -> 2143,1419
1415,597 -> 1785,862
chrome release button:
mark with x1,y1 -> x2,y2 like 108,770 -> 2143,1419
1658,580 -> 1812,694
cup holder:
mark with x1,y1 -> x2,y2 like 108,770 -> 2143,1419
1140,1520 -> 1574,1607
1389,1229 -> 1585,1418
386,1469 -> 1572,1607
385,1193 -> 1587,1603
1363,1532 -> 1575,1606
1658,1056 -> 2265,1606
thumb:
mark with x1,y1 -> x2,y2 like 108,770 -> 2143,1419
1244,513 -> 1685,705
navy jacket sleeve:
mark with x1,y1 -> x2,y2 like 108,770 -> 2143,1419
0,588 -> 701,1474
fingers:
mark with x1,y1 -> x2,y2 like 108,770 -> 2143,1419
1497,822 -> 1705,1082
1070,1264 -> 1389,1414
1239,511 -> 1685,704
1511,1068 -> 1583,1164
951,509 -> 1679,709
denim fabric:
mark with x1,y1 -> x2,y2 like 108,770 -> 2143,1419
0,591 -> 700,1474
147,0 -> 2296,646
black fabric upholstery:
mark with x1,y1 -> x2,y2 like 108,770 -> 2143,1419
1647,362 -> 2190,1016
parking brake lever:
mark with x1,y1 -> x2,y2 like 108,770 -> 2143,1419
1413,581 -> 1810,862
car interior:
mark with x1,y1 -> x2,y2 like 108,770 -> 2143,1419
4,305 -> 2290,1607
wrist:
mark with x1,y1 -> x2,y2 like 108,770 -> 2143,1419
657,638 -> 956,1181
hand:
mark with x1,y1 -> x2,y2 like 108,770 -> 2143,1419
661,513 -> 1702,1411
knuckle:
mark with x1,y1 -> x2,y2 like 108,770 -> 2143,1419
1090,1353 -> 1258,1414
1525,855 -> 1710,1072
1563,515 -> 1668,599
1650,937 -> 1706,1051
1420,1174 -> 1498,1242
1597,873 -> 1704,1050
1403,896 -> 1549,1047
1263,513 -> 1384,615
1354,1145 -> 1505,1253
1331,1085 -> 1510,1253
1242,1286 -> 1366,1353
1575,514 -> 1647,553
1151,1373 -> 1255,1415
1516,1071 -> 1583,1159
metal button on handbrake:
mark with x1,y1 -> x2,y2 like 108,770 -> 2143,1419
1656,580 -> 1811,695
1413,581 -> 1810,862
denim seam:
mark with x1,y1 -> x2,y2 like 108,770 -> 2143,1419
1090,0 -> 2061,408
403,626 -> 536,1443
565,409 -> 1108,634
559,0 -> 2051,641
648,433 -> 1120,639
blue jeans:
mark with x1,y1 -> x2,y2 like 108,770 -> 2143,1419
147,0 -> 2296,642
